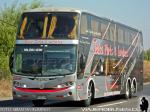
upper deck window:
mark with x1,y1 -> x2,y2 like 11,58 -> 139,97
17,12 -> 79,39
91,17 -> 101,37
117,27 -> 124,44
19,13 -> 45,39
80,14 -> 88,35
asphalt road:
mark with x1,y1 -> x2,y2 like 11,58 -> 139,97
0,84 -> 150,112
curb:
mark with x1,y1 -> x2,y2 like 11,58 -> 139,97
0,97 -> 12,101
144,82 -> 150,85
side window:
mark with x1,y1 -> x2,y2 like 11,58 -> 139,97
139,33 -> 143,53
91,17 -> 101,38
101,20 -> 110,40
107,59 -> 117,75
114,24 -> 118,43
91,55 -> 104,75
124,29 -> 130,46
140,33 -> 143,46
130,31 -> 136,46
110,24 -> 115,41
81,14 -> 88,35
77,49 -> 86,79
103,58 -> 122,76
117,27 -> 124,44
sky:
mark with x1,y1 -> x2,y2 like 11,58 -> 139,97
0,0 -> 150,50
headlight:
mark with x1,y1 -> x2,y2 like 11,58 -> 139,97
13,81 -> 27,88
55,81 -> 74,88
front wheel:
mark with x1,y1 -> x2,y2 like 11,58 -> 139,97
82,84 -> 93,107
32,100 -> 45,107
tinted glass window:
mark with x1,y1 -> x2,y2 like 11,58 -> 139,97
17,12 -> 79,39
124,29 -> 130,46
101,20 -> 110,40
91,17 -> 101,37
110,24 -> 115,41
81,14 -> 88,35
117,27 -> 124,44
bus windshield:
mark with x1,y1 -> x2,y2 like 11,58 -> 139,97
43,45 -> 76,76
14,45 -> 77,76
18,12 -> 78,39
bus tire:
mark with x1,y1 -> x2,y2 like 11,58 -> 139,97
124,81 -> 131,99
32,100 -> 45,107
82,83 -> 94,107
131,80 -> 137,96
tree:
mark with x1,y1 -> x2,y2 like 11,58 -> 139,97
0,1 -> 43,80
144,49 -> 150,61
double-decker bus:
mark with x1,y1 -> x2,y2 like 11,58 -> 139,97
9,7 -> 143,107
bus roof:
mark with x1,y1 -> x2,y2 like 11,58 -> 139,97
24,7 -> 82,13
82,12 -> 142,33
24,7 -> 142,33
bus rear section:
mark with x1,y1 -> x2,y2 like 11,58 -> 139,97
74,12 -> 143,106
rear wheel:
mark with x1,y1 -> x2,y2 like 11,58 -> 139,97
124,81 -> 131,99
82,83 -> 94,107
131,81 -> 136,96
32,100 -> 45,107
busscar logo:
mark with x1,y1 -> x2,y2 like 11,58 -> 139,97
140,97 -> 149,112
39,84 -> 45,89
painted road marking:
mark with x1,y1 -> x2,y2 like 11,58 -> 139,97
97,101 -> 127,108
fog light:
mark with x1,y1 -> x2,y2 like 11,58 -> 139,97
13,91 -> 16,95
68,92 -> 72,96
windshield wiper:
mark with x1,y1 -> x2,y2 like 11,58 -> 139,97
43,71 -> 74,76
33,73 -> 42,79
15,70 -> 42,77
15,72 -> 35,76
43,71 -> 63,76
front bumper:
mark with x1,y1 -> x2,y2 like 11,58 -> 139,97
13,86 -> 77,101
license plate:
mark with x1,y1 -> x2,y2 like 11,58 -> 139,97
37,95 -> 46,99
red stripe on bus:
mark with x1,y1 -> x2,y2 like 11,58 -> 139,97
15,87 -> 69,93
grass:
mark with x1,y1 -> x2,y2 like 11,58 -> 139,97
144,60 -> 150,82
0,60 -> 150,98
0,80 -> 12,98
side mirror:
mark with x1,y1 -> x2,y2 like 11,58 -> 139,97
9,51 -> 14,74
